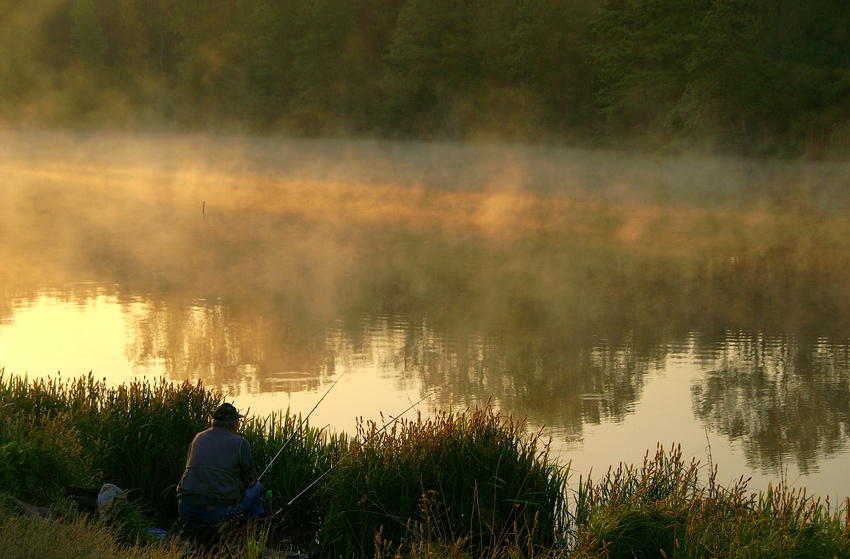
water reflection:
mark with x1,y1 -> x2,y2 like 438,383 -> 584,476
693,332 -> 850,474
125,296 -> 332,396
6,282 -> 850,486
3,132 -> 850,498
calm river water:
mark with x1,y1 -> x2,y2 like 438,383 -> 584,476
3,131 -> 850,503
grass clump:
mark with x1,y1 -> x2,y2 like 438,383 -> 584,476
0,512 -> 186,559
4,369 -> 850,559
571,443 -> 850,559
239,409 -> 338,548
319,405 -> 569,558
0,412 -> 96,503
0,370 -> 220,518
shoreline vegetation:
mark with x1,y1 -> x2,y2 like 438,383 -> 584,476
2,2 -> 850,159
2,372 -> 850,558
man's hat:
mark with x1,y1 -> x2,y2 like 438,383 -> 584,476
213,403 -> 243,423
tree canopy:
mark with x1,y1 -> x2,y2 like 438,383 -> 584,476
1,0 -> 849,156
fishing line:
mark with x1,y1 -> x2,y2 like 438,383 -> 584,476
258,370 -> 347,482
271,387 -> 438,517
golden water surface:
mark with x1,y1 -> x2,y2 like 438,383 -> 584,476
2,130 -> 850,500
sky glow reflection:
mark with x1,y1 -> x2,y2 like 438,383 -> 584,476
3,290 -> 850,506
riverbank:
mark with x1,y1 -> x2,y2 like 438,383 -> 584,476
2,372 -> 849,558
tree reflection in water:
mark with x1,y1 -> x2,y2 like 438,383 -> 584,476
693,333 -> 850,474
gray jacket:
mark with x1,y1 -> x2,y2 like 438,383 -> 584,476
177,425 -> 258,507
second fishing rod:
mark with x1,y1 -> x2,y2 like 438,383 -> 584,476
270,388 -> 438,518
257,370 -> 347,483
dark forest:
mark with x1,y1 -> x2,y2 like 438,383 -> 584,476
2,0 -> 849,157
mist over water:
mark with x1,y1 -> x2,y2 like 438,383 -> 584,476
3,130 -> 850,501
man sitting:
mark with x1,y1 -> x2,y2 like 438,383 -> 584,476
177,403 -> 264,524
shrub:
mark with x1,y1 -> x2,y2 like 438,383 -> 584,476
0,371 -> 219,518
0,412 -> 95,503
570,444 -> 850,559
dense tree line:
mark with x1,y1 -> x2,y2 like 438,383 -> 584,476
1,0 -> 849,156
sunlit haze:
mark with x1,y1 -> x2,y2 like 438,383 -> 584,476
2,130 -> 850,505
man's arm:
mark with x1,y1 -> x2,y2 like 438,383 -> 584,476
239,438 -> 259,488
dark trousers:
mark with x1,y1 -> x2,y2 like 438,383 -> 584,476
178,482 -> 264,525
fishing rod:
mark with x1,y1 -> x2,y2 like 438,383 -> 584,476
258,370 -> 347,482
271,388 -> 438,517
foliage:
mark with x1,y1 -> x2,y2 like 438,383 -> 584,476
3,370 -> 850,557
676,0 -> 850,156
0,411 -> 96,503
0,511 -> 186,559
1,0 -> 849,154
590,0 -> 711,137
571,444 -> 850,558
70,0 -> 108,69
0,371 -> 219,517
318,405 -> 569,558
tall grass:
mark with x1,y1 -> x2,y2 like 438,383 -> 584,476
0,370 -> 219,516
0,369 -> 340,547
239,409 -> 339,549
570,444 -> 850,558
0,412 -> 96,503
0,512 -> 186,559
4,369 -> 850,558
319,406 -> 569,558
88,376 -> 220,513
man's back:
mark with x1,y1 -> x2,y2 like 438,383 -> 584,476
177,426 -> 253,507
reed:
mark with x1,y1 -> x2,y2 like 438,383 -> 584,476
5,370 -> 850,558
0,370 -> 219,517
0,370 -> 341,548
318,405 -> 569,558
239,409 -> 340,548
570,444 -> 850,558
90,376 -> 221,513
0,411 -> 96,503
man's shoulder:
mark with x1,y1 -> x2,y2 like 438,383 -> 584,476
211,426 -> 247,443
195,426 -> 242,440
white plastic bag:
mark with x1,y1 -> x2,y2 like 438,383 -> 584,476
97,483 -> 127,521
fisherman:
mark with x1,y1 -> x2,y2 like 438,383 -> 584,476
176,402 -> 264,524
